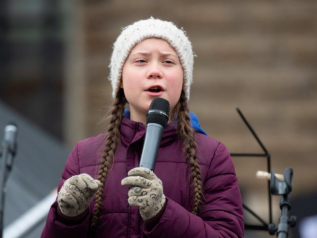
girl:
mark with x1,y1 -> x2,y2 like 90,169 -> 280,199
42,18 -> 244,238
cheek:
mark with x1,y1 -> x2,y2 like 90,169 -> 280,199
167,73 -> 183,109
122,67 -> 138,89
169,72 -> 183,94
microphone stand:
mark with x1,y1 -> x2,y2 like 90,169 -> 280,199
0,129 -> 17,238
268,168 -> 296,238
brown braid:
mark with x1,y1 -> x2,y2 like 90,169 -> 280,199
175,90 -> 204,215
89,89 -> 126,237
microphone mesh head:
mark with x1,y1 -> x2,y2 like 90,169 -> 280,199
147,98 -> 170,127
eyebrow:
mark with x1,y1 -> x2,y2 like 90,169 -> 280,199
130,52 -> 178,58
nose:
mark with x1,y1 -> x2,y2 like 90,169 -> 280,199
146,63 -> 162,79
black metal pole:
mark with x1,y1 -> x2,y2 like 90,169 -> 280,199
235,108 -> 273,225
0,145 -> 12,238
236,108 -> 269,154
267,154 -> 272,224
277,195 -> 291,238
0,124 -> 17,238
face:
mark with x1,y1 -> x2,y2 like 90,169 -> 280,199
121,38 -> 184,124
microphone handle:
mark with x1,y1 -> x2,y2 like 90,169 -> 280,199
139,123 -> 164,170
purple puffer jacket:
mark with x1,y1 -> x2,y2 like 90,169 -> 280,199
42,117 -> 244,238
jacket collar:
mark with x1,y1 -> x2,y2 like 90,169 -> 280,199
123,109 -> 207,135
120,109 -> 207,146
119,117 -> 177,147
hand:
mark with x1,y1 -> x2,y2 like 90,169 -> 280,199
121,167 -> 166,220
57,173 -> 101,217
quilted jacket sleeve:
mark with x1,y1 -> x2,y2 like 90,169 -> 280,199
144,142 -> 244,238
41,143 -> 91,238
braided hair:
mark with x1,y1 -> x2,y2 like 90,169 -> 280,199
174,90 -> 204,215
90,89 -> 126,237
90,89 -> 203,236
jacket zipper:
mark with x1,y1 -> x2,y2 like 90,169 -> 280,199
140,218 -> 144,238
128,206 -> 131,238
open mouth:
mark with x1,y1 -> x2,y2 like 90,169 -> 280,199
147,86 -> 163,93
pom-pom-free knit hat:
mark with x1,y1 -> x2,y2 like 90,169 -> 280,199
109,17 -> 195,100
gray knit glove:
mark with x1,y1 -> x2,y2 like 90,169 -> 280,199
57,173 -> 101,217
121,167 -> 166,220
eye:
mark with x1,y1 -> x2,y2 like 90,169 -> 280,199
164,60 -> 174,64
135,59 -> 147,64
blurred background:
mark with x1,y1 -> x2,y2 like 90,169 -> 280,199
0,0 -> 316,237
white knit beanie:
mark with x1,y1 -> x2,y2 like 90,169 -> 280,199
108,17 -> 195,100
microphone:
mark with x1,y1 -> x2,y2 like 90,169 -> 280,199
4,124 -> 18,156
1,123 -> 18,171
139,98 -> 170,170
